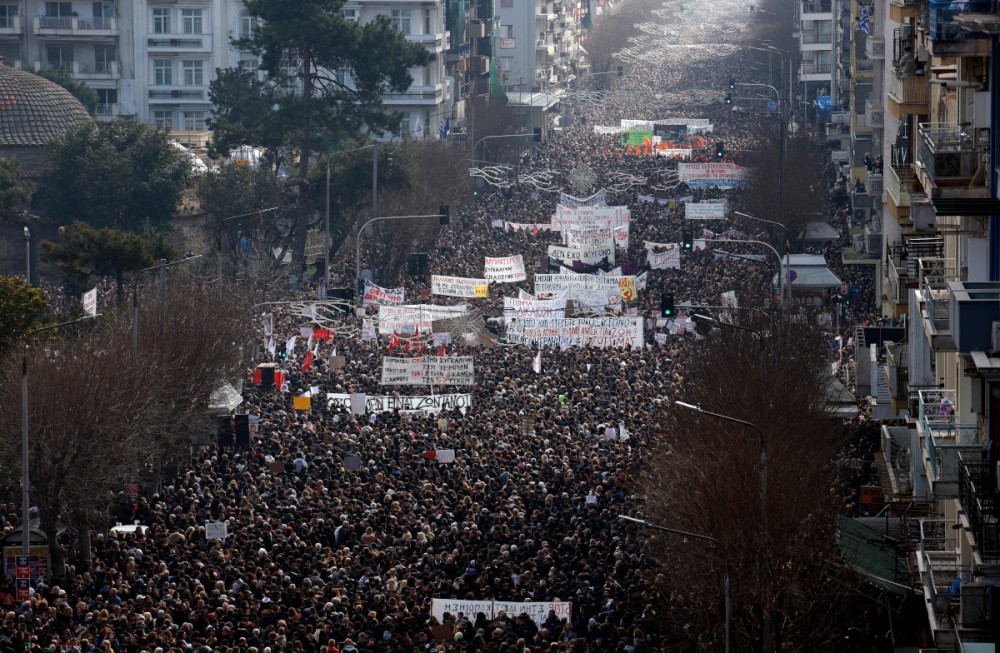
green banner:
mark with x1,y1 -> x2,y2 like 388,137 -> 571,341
620,131 -> 653,147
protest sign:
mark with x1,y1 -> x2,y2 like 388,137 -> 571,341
82,288 -> 98,317
548,244 -> 614,266
565,225 -> 614,251
378,304 -> 467,334
645,242 -> 681,270
363,280 -> 405,307
484,255 -> 527,282
430,599 -> 572,628
328,393 -> 472,414
503,297 -> 567,324
380,356 -> 475,386
684,200 -> 727,219
431,275 -> 489,298
677,162 -> 748,189
205,522 -> 227,540
506,316 -> 643,349
559,190 -> 606,207
505,222 -> 560,233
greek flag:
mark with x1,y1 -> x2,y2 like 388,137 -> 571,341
857,5 -> 872,35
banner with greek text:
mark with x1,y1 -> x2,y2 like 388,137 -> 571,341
645,242 -> 681,269
683,200 -> 727,219
534,274 -> 620,297
363,280 -> 405,307
381,356 -> 475,386
506,317 -> 643,349
559,190 -> 606,208
565,225 -> 614,251
328,393 -> 472,415
503,297 -> 567,324
378,304 -> 467,335
430,599 -> 572,628
431,275 -> 489,298
548,244 -> 614,266
554,205 -> 630,232
484,255 -> 527,282
614,224 -> 630,252
678,162 -> 748,189
654,148 -> 693,158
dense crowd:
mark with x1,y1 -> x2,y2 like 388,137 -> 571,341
1,3 -> 884,653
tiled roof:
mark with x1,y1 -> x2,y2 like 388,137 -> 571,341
0,63 -> 92,147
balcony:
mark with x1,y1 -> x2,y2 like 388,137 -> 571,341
887,72 -> 929,117
407,33 -> 445,50
536,35 -> 554,49
886,163 -> 913,215
916,123 -> 989,198
864,99 -> 883,129
72,59 -> 119,80
866,35 -> 885,59
801,0 -> 832,17
947,281 -> 1000,353
96,103 -> 121,118
0,14 -> 22,35
917,518 -> 969,632
148,88 -> 205,101
382,83 -> 444,105
801,32 -> 833,44
886,235 -> 943,306
917,389 -> 981,484
959,453 -> 1000,561
147,35 -> 210,51
34,15 -> 119,36
888,0 -> 918,22
918,257 -> 957,351
800,62 -> 833,81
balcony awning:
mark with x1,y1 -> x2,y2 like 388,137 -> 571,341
932,197 -> 1000,216
837,515 -> 911,597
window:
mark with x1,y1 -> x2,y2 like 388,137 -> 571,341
499,24 -> 513,38
342,8 -> 357,22
96,88 -> 117,115
391,9 -> 410,34
499,56 -> 513,72
182,111 -> 206,131
45,45 -> 73,69
45,2 -> 71,17
153,111 -> 172,130
94,45 -> 116,73
399,113 -> 411,134
424,9 -> 431,34
181,8 -> 202,34
0,4 -> 17,29
239,13 -> 258,39
152,8 -> 170,34
422,65 -> 431,86
93,2 -> 113,19
278,60 -> 299,94
182,60 -> 203,85
153,59 -> 172,85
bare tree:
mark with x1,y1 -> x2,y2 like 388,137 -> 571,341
467,96 -> 528,166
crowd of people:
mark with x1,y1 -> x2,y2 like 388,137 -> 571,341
3,2 -> 885,652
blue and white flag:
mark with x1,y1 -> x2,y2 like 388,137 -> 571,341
857,5 -> 872,35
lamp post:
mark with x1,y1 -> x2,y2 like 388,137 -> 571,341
23,226 -> 30,285
131,255 -> 201,354
734,211 -> 791,305
470,133 -> 533,165
735,83 -> 786,256
355,212 -> 448,302
713,239 -> 784,305
618,515 -> 732,653
691,313 -> 762,336
21,315 -> 100,554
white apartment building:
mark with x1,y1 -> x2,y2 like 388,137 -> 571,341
795,0 -> 839,114
495,0 -> 584,93
0,0 -> 451,139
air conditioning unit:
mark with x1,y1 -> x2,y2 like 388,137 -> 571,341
854,208 -> 870,224
991,321 -> 1000,353
854,234 -> 865,252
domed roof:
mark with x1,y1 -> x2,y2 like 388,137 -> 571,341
0,62 -> 92,147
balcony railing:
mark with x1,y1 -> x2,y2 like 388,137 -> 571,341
802,32 -> 833,44
919,257 -> 955,339
801,0 -> 832,12
919,518 -> 967,625
959,453 -> 1000,560
919,389 -> 981,481
35,16 -> 116,32
0,15 -> 21,32
886,163 -> 913,209
918,122 -> 987,186
865,100 -> 884,128
38,16 -> 71,28
96,103 -> 120,117
800,63 -> 833,75
888,72 -> 929,106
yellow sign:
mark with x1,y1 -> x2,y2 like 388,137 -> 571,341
293,395 -> 311,411
617,276 -> 637,302
474,285 -> 489,298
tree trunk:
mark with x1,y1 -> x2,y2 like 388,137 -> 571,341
292,53 -> 315,275
76,517 -> 92,569
44,519 -> 65,581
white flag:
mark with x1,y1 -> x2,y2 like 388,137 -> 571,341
82,288 -> 98,317
532,350 -> 542,374
306,335 -> 314,355
618,422 -> 630,442
361,319 -> 376,342
285,336 -> 298,355
266,337 -> 276,359
262,313 -> 274,337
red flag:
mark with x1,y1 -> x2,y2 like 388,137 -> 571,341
404,336 -> 411,352
301,349 -> 313,373
438,344 -> 446,357
387,332 -> 400,353
312,327 -> 333,342
532,225 -> 539,238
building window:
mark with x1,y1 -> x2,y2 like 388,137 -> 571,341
0,5 -> 17,29
94,45 -> 116,73
500,24 -> 513,38
45,2 -> 71,17
182,60 -> 203,86
153,8 -> 170,34
343,8 -> 357,22
423,65 -> 431,86
499,56 -> 513,72
399,113 -> 411,134
96,88 -> 117,115
239,13 -> 258,39
424,9 -> 431,34
391,9 -> 410,34
181,8 -> 203,34
279,60 -> 299,94
500,0 -> 513,7
45,45 -> 73,69
153,111 -> 173,130
182,111 -> 206,131
153,59 -> 172,85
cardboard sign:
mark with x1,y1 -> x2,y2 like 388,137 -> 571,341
205,522 -> 228,540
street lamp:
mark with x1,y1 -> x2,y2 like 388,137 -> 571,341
23,226 -> 30,285
354,211 -> 448,302
735,211 -> 791,305
618,515 -> 732,653
470,133 -> 534,165
131,255 -> 201,354
691,313 -> 762,336
21,315 -> 101,554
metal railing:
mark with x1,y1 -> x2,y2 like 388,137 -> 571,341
76,17 -> 113,29
919,389 -> 982,481
888,71 -> 929,106
919,518 -> 967,625
886,163 -> 913,208
919,257 -> 955,334
800,63 -> 833,75
802,32 -> 833,44
38,16 -> 71,28
801,0 -> 832,12
918,123 -> 984,183
959,452 -> 1000,560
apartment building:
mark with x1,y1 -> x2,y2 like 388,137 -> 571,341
0,0 -> 452,139
494,0 -> 585,93
844,0 -> 1000,647
796,0 -> 841,117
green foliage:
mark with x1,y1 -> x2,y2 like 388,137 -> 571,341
0,276 -> 49,355
39,121 -> 191,231
206,67 -> 286,163
196,162 -> 296,243
0,159 -> 34,215
41,221 -> 178,303
35,67 -> 99,116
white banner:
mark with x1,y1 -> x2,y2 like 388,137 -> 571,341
484,255 -> 527,283
654,148 -> 693,158
82,288 -> 98,317
565,225 -> 614,251
328,393 -> 472,414
505,221 -> 560,233
378,304 -> 467,335
559,190 -> 606,207
381,356 -> 475,386
548,244 -> 614,265
503,297 -> 567,324
554,205 -> 630,232
431,275 -> 489,298
506,317 -> 643,349
645,242 -> 681,270
614,224 -> 630,252
684,200 -> 727,219
363,280 -> 405,307
677,162 -> 748,189
431,599 -> 572,628
534,273 -> 620,297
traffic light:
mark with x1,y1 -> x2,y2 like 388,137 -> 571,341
715,142 -> 725,159
728,78 -> 735,90
682,231 -> 693,250
661,292 -> 675,318
724,92 -> 732,105
439,205 -> 450,225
